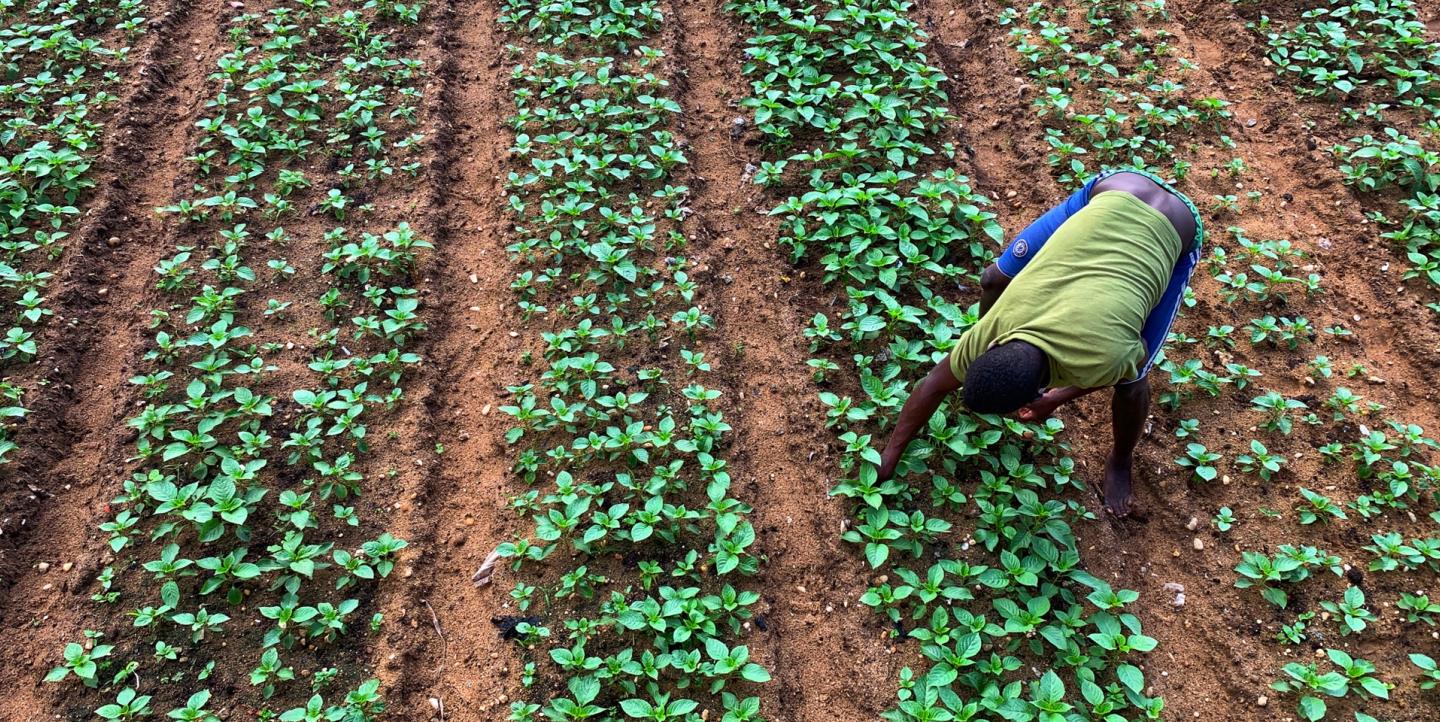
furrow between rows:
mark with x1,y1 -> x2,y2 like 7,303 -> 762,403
369,0 -> 530,717
664,0 -> 900,719
0,3 -> 238,718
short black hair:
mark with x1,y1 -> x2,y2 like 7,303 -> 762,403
962,340 -> 1048,414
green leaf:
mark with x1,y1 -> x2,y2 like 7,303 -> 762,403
630,522 -> 653,542
1036,670 -> 1064,703
704,637 -> 730,662
741,663 -> 771,683
161,581 -> 180,608
568,676 -> 598,706
1298,696 -> 1326,722
865,542 -> 889,569
1358,676 -> 1388,699
1128,634 -> 1158,652
618,699 -> 653,717
1261,586 -> 1288,608
1117,663 -> 1144,693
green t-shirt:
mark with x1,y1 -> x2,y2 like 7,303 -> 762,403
949,191 -> 1183,389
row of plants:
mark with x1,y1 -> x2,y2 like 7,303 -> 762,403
1003,1 -> 1440,719
732,0 -> 1168,719
1000,0 -> 1232,185
1213,374 -> 1440,722
491,1 -> 769,720
44,1 -> 430,719
0,0 -> 150,460
1257,0 -> 1440,302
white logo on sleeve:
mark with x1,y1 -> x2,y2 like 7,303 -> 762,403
1013,239 -> 1029,258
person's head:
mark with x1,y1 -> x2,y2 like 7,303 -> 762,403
962,340 -> 1049,414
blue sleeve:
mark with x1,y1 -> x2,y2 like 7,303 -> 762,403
995,176 -> 1101,278
1134,242 -> 1204,380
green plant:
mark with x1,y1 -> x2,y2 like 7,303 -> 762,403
1413,654 -> 1440,689
479,1 -> 775,713
67,3 -> 433,713
1264,0 -> 1440,290
96,688 -> 153,721
1235,545 -> 1341,607
44,640 -> 114,687
1237,439 -> 1285,481
1212,506 -> 1235,532
1277,611 -> 1315,645
1325,649 -> 1391,700
1175,443 -> 1221,482
1253,390 -> 1308,434
1270,650 -> 1391,721
1271,661 -> 1348,721
1320,586 -> 1378,635
1297,488 -> 1348,524
1398,593 -> 1437,624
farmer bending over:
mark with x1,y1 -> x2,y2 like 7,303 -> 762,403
875,169 -> 1204,517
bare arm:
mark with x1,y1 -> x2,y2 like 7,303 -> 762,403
876,360 -> 961,482
1015,384 -> 1104,422
978,263 -> 1011,316
876,263 -> 1013,481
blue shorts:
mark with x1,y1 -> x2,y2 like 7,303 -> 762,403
994,168 -> 1205,381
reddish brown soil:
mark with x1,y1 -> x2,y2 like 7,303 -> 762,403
2,0 -> 1439,720
0,2 -> 238,717
0,0 -> 199,590
665,1 -> 903,718
920,0 -> 1440,719
368,0 -> 529,717
0,0 -> 453,718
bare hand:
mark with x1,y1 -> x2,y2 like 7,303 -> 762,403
1015,388 -> 1065,423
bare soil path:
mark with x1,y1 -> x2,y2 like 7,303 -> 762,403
0,1 -> 239,718
666,0 -> 901,718
369,0 -> 528,719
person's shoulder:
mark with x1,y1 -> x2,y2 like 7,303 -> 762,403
1094,171 -> 1159,197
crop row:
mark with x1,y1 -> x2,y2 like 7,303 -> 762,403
490,0 -> 769,720
732,0 -> 1166,719
1010,1 -> 1440,719
1001,0 -> 1232,184
0,0 -> 150,460
1260,0 -> 1440,302
44,1 -> 431,719
1215,1 -> 1440,718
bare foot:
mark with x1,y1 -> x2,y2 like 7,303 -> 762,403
1103,454 -> 1136,517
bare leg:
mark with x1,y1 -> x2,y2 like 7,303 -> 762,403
1105,377 -> 1149,517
